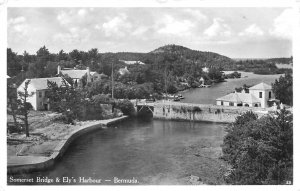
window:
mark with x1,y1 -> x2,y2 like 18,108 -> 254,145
221,101 -> 223,106
229,102 -> 234,106
39,91 -> 42,98
259,92 -> 262,98
269,91 -> 271,99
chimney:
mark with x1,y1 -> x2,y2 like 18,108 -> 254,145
87,67 -> 91,83
57,65 -> 61,75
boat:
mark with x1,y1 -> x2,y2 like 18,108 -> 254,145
177,94 -> 185,99
173,97 -> 180,101
199,84 -> 211,88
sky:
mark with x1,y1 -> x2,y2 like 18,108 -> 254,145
7,7 -> 293,58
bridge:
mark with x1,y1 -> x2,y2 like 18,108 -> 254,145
135,100 -> 271,112
134,99 -> 275,122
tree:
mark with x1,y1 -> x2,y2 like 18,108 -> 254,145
36,45 -> 50,62
57,49 -> 69,61
7,80 -> 18,130
16,80 -> 34,137
272,73 -> 293,106
222,110 -> 293,185
7,48 -> 22,77
208,67 -> 224,82
69,49 -> 82,64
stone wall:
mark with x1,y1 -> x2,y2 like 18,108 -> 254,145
152,102 -> 268,123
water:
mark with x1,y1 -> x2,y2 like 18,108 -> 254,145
9,118 -> 226,185
181,71 -> 282,104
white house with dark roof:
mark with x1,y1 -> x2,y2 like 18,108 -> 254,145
17,77 -> 70,110
57,65 -> 101,87
216,82 -> 276,108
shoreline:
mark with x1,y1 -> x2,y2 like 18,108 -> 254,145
7,116 -> 129,175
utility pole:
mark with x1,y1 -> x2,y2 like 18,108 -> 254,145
111,60 -> 114,99
21,65 -> 24,80
164,65 -> 167,95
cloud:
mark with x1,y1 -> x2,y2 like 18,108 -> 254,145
183,9 -> 207,22
132,26 -> 148,36
53,27 -> 91,44
239,24 -> 264,36
269,8 -> 294,39
8,16 -> 30,41
57,11 -> 72,25
101,14 -> 132,37
78,9 -> 87,17
57,9 -> 89,26
203,18 -> 232,38
8,16 -> 26,25
157,15 -> 195,35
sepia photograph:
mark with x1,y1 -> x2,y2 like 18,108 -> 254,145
4,0 -> 297,188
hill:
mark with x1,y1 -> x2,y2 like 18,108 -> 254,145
101,44 -> 236,70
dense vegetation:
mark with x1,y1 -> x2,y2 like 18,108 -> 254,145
266,57 -> 293,65
235,59 -> 292,75
272,73 -> 293,106
46,80 -> 134,123
8,44 -> 292,98
222,110 -> 293,185
7,45 -> 234,96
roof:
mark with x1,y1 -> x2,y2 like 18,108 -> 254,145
119,67 -> 130,75
249,82 -> 272,90
216,92 -> 261,104
61,69 -> 87,79
19,77 -> 69,90
202,67 -> 209,73
119,60 -> 145,65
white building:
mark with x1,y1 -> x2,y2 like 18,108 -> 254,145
118,66 -> 130,76
202,67 -> 209,73
58,65 -> 100,87
248,82 -> 275,108
216,82 -> 275,108
17,77 -> 69,110
119,60 -> 145,65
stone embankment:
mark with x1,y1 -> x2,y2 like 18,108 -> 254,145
7,116 -> 128,174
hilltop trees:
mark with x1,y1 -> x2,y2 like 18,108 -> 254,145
7,48 -> 22,77
222,110 -> 293,185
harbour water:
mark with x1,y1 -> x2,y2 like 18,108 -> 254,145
10,118 -> 226,185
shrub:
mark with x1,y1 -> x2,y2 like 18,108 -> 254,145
116,99 -> 135,116
222,110 -> 293,185
192,106 -> 202,113
92,94 -> 113,104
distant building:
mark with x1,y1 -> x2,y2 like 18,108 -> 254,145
199,77 -> 205,84
119,60 -> 145,65
57,65 -> 100,87
17,77 -> 70,110
216,82 -> 276,108
202,67 -> 209,73
118,66 -> 130,76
